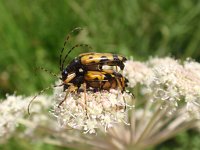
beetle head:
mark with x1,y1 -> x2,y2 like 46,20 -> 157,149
61,69 -> 68,81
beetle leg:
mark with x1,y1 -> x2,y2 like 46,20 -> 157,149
115,65 -> 118,72
58,83 -> 77,107
117,78 -> 123,91
83,82 -> 88,117
58,90 -> 69,107
122,94 -> 126,112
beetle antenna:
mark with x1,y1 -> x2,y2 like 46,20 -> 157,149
59,27 -> 83,71
27,83 -> 64,115
35,66 -> 60,78
61,44 -> 92,70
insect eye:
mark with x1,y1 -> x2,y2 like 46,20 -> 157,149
62,70 -> 68,76
61,70 -> 68,81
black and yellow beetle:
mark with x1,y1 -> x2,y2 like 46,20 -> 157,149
62,70 -> 128,92
28,27 -> 128,114
58,70 -> 128,107
61,52 -> 127,85
59,28 -> 128,92
84,70 -> 128,92
59,28 -> 127,85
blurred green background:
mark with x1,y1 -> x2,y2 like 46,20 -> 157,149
0,0 -> 200,150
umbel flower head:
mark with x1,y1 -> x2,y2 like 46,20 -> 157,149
124,57 -> 200,118
0,57 -> 200,150
51,86 -> 133,134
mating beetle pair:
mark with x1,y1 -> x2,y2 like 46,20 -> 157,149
28,28 -> 128,114
61,52 -> 128,92
59,27 -> 128,94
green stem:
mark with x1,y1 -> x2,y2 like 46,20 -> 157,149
142,120 -> 197,149
135,103 -> 163,144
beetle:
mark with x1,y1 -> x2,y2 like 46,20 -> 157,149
28,27 -> 128,114
59,28 -> 128,95
58,70 -> 128,107
59,29 -> 127,83
61,52 -> 127,85
62,70 -> 128,92
84,70 -> 128,92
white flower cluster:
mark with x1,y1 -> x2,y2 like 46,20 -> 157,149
0,94 -> 53,141
125,57 -> 200,118
52,86 -> 133,134
0,95 -> 26,141
123,60 -> 153,87
0,57 -> 200,149
183,59 -> 200,119
22,95 -> 55,137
